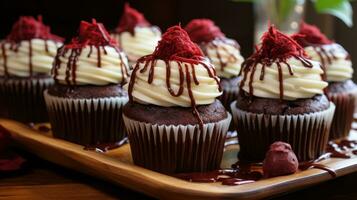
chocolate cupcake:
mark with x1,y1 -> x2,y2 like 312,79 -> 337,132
231,26 -> 335,162
0,16 -> 63,122
111,3 -> 161,65
44,20 -> 130,145
185,19 -> 244,114
123,25 -> 231,174
293,22 -> 357,140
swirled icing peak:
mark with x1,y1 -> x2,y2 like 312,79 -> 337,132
292,22 -> 332,47
6,16 -> 63,43
184,19 -> 225,43
239,25 -> 327,100
66,19 -> 117,49
115,3 -> 150,35
52,19 -> 129,86
152,25 -> 203,60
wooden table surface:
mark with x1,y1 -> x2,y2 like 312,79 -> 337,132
1,150 -> 357,200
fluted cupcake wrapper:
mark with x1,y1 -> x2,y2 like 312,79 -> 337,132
123,113 -> 232,174
44,90 -> 128,145
218,84 -> 239,131
0,77 -> 54,122
230,101 -> 335,162
327,90 -> 357,140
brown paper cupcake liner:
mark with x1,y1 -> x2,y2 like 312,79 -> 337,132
44,90 -> 128,145
231,101 -> 335,162
0,77 -> 54,122
328,90 -> 357,140
123,113 -> 232,174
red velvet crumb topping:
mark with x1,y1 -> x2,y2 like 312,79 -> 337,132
185,19 -> 225,43
251,25 -> 305,62
152,25 -> 203,60
292,22 -> 332,47
6,16 -> 64,43
115,3 -> 150,35
66,19 -> 117,49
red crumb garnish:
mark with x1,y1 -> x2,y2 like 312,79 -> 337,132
185,19 -> 225,43
66,19 -> 118,49
6,16 -> 64,43
115,3 -> 150,35
292,22 -> 332,47
251,25 -> 305,63
152,25 -> 203,60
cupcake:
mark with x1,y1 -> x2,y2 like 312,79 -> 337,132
231,26 -> 335,162
111,3 -> 161,65
123,25 -> 231,173
185,19 -> 244,113
44,20 -> 129,145
0,16 -> 63,122
292,22 -> 357,140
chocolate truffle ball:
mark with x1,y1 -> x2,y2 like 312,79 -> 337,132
263,141 -> 299,178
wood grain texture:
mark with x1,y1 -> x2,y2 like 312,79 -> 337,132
0,118 -> 356,200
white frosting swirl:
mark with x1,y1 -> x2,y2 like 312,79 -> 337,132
0,38 -> 62,77
111,27 -> 161,62
204,39 -> 244,78
125,59 -> 222,107
241,57 -> 328,100
55,45 -> 129,86
304,43 -> 353,82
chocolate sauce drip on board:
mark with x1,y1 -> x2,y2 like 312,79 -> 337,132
84,137 -> 128,152
174,164 -> 262,186
128,56 -> 221,130
53,45 -> 128,85
326,140 -> 357,159
239,56 -> 313,100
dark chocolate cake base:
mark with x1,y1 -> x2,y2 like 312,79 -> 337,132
123,100 -> 231,174
0,75 -> 53,123
232,92 -> 335,162
45,84 -> 128,145
327,80 -> 357,140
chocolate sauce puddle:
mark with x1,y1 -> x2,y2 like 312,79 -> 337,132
326,140 -> 357,159
84,137 -> 128,153
174,165 -> 262,186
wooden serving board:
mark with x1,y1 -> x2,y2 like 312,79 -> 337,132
1,118 -> 357,200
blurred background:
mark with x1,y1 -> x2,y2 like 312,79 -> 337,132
1,0 -> 356,80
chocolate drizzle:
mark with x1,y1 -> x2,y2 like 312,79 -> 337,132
128,55 -> 221,129
239,56 -> 313,99
238,26 -> 316,99
1,39 -> 61,78
201,38 -> 241,73
53,45 -> 128,85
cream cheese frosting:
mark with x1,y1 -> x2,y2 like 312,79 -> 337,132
54,45 -> 129,86
0,39 -> 62,77
304,43 -> 353,82
126,59 -> 222,107
204,38 -> 244,78
240,57 -> 327,100
112,27 -> 161,62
